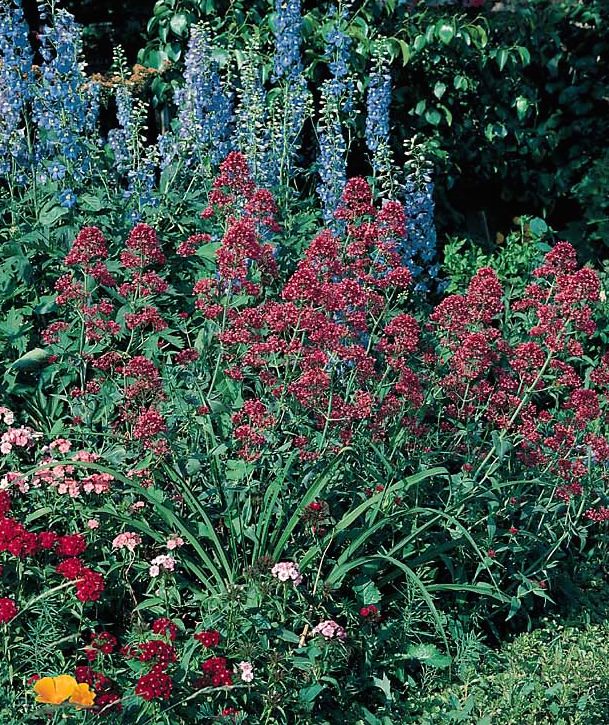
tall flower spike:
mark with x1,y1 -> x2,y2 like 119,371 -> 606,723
234,42 -> 273,186
107,84 -> 134,174
272,0 -> 303,82
175,23 -> 233,168
317,80 -> 347,225
32,9 -> 97,182
269,0 -> 311,186
366,52 -> 396,194
401,138 -> 438,292
0,0 -> 35,178
324,5 -> 355,113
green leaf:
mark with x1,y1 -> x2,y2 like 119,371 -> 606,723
196,242 -> 221,262
436,21 -> 455,45
453,74 -> 468,91
433,81 -> 447,100
406,644 -> 452,669
353,579 -> 382,605
517,46 -> 531,65
79,193 -> 105,212
425,108 -> 442,126
413,34 -> 426,52
515,96 -> 530,121
299,683 -> 324,704
11,347 -> 49,372
398,39 -> 410,65
528,217 -> 548,237
0,308 -> 24,337
170,12 -> 189,37
496,48 -> 509,71
372,672 -> 393,701
38,201 -> 68,227
491,431 -> 512,460
507,596 -> 522,620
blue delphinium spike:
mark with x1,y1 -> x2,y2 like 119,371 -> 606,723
272,0 -> 303,83
107,84 -> 133,173
267,0 -> 312,187
366,52 -> 398,197
401,140 -> 439,291
32,8 -> 98,187
175,23 -> 233,168
324,5 -> 354,112
0,0 -> 35,177
366,67 -> 391,155
316,80 -> 347,225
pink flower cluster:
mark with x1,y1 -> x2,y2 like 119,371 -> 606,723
1,426 -> 41,454
149,554 -> 176,577
271,561 -> 303,585
112,532 -> 142,552
312,619 -> 347,641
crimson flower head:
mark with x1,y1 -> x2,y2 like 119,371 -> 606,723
88,631 -> 117,656
359,605 -> 379,618
335,177 -> 375,221
57,534 -> 87,558
121,223 -> 166,268
0,597 -> 18,622
194,630 -> 221,648
152,617 -> 178,641
135,665 -> 172,701
75,569 -> 105,602
65,226 -> 108,267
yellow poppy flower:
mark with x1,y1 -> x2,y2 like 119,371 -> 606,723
33,675 -> 77,704
69,682 -> 96,708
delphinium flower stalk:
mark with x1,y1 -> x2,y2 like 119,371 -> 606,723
324,4 -> 354,113
234,41 -> 273,187
401,137 -> 439,291
365,49 -> 396,196
106,47 -> 158,222
175,23 -> 233,170
107,84 -> 134,174
269,0 -> 311,191
0,0 -> 35,183
32,6 -> 100,200
316,5 -> 355,225
316,82 -> 347,226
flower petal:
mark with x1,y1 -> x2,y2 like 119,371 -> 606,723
69,682 -> 96,708
34,677 -> 58,704
53,675 -> 78,703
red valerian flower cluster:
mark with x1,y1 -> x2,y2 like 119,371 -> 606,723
44,220 -> 174,451
216,176 -> 420,455
194,152 -> 279,317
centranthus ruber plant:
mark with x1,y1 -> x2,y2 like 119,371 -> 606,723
39,154 -> 609,604
13,151 -> 607,720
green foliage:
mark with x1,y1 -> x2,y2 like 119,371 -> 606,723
442,216 -> 552,294
136,0 -> 609,250
412,620 -> 609,724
